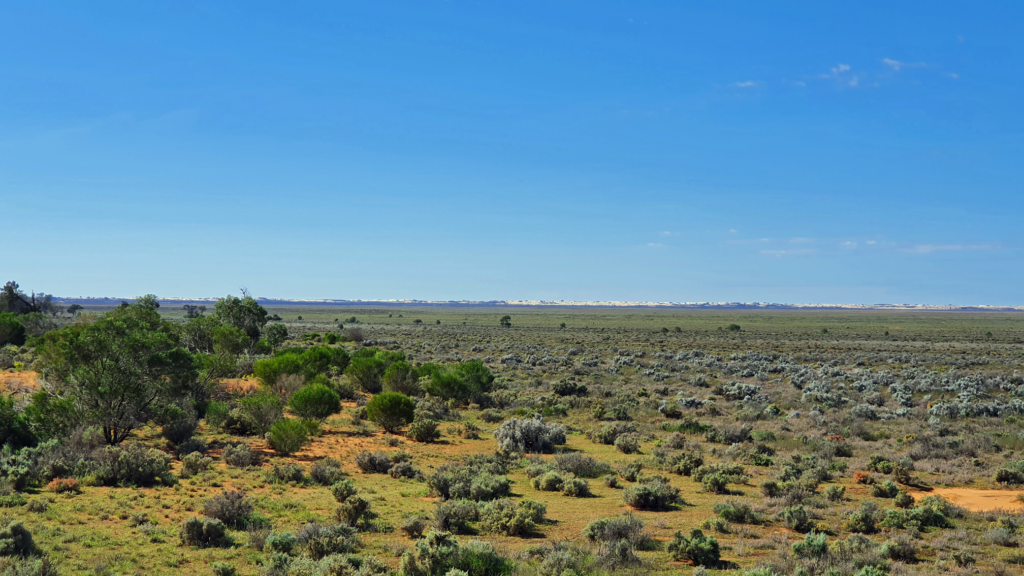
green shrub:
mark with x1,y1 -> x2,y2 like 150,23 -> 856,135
335,495 -> 373,526
870,480 -> 899,498
408,418 -> 441,443
622,478 -> 682,510
433,499 -> 479,534
781,505 -> 812,533
561,477 -> 591,497
237,394 -> 284,436
846,502 -> 879,534
355,451 -> 393,473
620,461 -> 643,482
288,384 -> 341,422
824,485 -> 846,502
702,473 -> 729,494
264,531 -> 297,554
310,457 -> 345,485
331,480 -> 358,503
792,532 -> 828,558
894,490 -> 915,508
222,443 -> 258,468
0,521 -> 36,557
0,396 -> 34,450
398,531 -> 508,576
479,498 -> 537,536
713,501 -> 764,524
266,419 -> 309,455
383,361 -> 423,396
667,528 -> 720,566
0,314 -> 26,348
533,471 -> 564,492
205,401 -> 230,431
203,490 -> 254,528
367,392 -> 416,433
346,357 -> 387,393
211,562 -> 237,576
614,434 -> 640,454
296,522 -> 359,559
181,451 -> 213,478
92,442 -> 174,487
181,517 -> 230,548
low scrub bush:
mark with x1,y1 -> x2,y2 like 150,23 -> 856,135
407,418 -> 441,443
309,457 -> 345,485
479,498 -> 540,536
614,433 -> 641,454
398,531 -> 508,576
355,451 -> 393,474
296,522 -> 360,559
493,416 -> 566,454
288,383 -> 342,422
45,477 -> 80,494
223,443 -> 259,468
561,477 -> 591,497
713,500 -> 764,524
0,521 -> 37,557
331,479 -> 358,503
433,499 -> 479,534
553,453 -> 613,478
622,478 -> 682,510
180,451 -> 213,478
668,528 -> 720,566
367,392 -> 416,433
204,490 -> 254,528
266,418 -> 309,455
181,517 -> 230,548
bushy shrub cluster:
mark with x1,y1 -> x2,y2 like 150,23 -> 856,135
668,528 -> 720,566
429,456 -> 511,502
622,477 -> 682,510
203,490 -> 254,528
493,416 -> 566,454
355,450 -> 421,478
582,514 -> 654,569
478,498 -> 546,536
398,531 -> 508,576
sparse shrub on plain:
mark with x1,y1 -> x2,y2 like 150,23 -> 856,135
181,517 -> 230,548
266,418 -> 309,455
309,457 -> 345,485
223,443 -> 259,468
367,392 -> 417,433
622,478 -> 682,510
493,416 -> 566,454
668,528 -> 720,566
204,490 -> 254,528
407,418 -> 441,443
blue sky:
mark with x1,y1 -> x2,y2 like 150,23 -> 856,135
3,2 -> 1022,304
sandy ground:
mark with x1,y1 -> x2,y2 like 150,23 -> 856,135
0,371 -> 38,394
912,487 -> 1024,512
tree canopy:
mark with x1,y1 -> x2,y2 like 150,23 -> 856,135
38,298 -> 199,444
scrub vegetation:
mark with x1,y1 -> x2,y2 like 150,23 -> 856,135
2,284 -> 1024,575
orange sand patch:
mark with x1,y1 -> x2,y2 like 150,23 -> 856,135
912,487 -> 1024,512
0,371 -> 38,394
220,377 -> 261,393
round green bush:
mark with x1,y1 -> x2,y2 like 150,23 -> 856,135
266,419 -> 309,455
288,383 -> 341,422
0,313 -> 26,347
366,392 -> 416,433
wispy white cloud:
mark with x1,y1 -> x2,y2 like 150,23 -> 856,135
841,241 -> 857,249
946,72 -> 960,79
659,231 -> 679,236
905,243 -> 1000,254
646,243 -> 665,248
760,248 -> 818,257
728,229 -> 738,234
881,58 -> 927,72
789,237 -> 815,244
734,81 -> 758,88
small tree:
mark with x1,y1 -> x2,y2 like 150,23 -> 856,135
366,392 -> 416,433
288,383 -> 341,422
500,315 -> 511,327
38,299 -> 198,445
668,528 -> 720,566
0,313 -> 26,347
267,419 -> 309,455
265,323 -> 288,350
